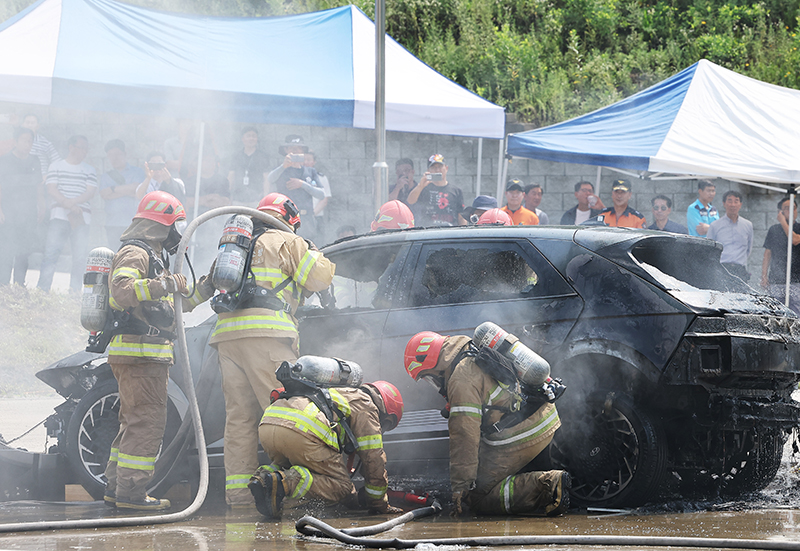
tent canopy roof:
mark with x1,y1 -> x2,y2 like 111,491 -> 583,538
507,60 -> 800,184
0,0 -> 504,138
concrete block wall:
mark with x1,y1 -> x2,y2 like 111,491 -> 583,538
0,103 -> 786,283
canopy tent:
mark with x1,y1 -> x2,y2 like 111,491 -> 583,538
0,0 -> 504,139
507,59 -> 800,185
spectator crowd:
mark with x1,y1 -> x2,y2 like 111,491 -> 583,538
0,115 -> 795,314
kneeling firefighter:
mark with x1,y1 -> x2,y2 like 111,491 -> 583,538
404,324 -> 569,516
101,191 -> 214,510
208,192 -> 335,506
250,356 -> 404,518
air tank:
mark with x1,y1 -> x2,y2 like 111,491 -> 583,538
80,247 -> 115,332
473,321 -> 551,387
290,356 -> 363,387
212,215 -> 253,293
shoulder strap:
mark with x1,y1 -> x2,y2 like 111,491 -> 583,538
120,239 -> 166,278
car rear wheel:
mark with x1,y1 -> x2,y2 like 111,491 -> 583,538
65,377 -> 181,500
721,426 -> 785,496
549,392 -> 668,508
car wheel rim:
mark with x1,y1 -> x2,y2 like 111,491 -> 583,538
77,392 -> 120,486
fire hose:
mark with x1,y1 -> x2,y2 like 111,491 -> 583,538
0,206 -> 292,533
295,512 -> 800,550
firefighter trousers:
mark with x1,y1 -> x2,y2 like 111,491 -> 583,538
469,433 -> 563,515
258,424 -> 355,505
216,336 -> 295,505
104,361 -> 169,502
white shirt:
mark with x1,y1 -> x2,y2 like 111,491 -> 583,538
46,159 -> 97,224
574,208 -> 592,224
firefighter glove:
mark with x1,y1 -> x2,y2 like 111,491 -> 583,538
162,273 -> 188,294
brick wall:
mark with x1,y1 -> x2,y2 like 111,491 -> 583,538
1,103 -> 786,281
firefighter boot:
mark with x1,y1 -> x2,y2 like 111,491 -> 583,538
545,471 -> 571,517
116,495 -> 171,511
249,468 -> 285,519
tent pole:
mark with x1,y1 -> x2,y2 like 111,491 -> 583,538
786,188 -> 796,310
498,136 -> 509,201
476,138 -> 483,196
595,166 -> 602,198
190,122 -> 205,266
496,139 -> 504,199
372,0 -> 388,213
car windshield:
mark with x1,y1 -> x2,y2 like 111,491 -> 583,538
326,244 -> 407,309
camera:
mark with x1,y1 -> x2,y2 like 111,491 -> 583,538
148,162 -> 166,171
290,154 -> 305,163
426,173 -> 443,182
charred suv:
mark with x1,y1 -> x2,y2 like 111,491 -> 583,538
300,225 -> 800,507
29,225 -> 800,508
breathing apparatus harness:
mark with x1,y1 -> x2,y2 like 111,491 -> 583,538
445,341 -> 566,435
210,224 -> 296,315
86,239 -> 179,353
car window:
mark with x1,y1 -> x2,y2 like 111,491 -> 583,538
326,244 -> 408,310
409,240 -> 570,307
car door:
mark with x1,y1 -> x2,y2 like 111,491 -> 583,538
380,237 -> 583,472
298,242 -> 411,383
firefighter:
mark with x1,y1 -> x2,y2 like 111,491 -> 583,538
404,332 -> 569,516
208,192 -> 335,506
371,200 -> 415,231
249,381 -> 404,518
103,191 -> 214,510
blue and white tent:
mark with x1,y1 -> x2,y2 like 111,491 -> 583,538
507,60 -> 800,184
0,0 -> 504,138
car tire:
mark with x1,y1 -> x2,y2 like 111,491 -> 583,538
722,426 -> 785,496
65,377 -> 181,500
549,392 -> 668,508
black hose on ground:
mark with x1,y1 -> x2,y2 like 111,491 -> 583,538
296,501 -> 442,538
295,512 -> 800,550
0,206 -> 292,534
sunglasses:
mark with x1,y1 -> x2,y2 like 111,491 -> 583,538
653,205 -> 669,211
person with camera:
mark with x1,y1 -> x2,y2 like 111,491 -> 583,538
406,153 -> 465,226
403,331 -> 569,517
388,158 -> 416,204
267,135 -> 325,243
208,192 -> 335,507
103,191 -> 214,511
135,151 -> 186,206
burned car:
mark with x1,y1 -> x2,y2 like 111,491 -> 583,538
300,225 -> 800,506
32,225 -> 800,507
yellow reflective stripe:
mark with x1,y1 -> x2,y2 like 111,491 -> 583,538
108,447 -> 119,463
109,295 -> 123,311
294,250 -> 319,287
487,385 -> 503,406
365,484 -> 387,498
328,389 -> 351,417
356,434 -> 383,450
481,408 -> 560,446
108,335 -> 173,358
450,404 -> 482,418
212,313 -> 297,336
500,475 -> 515,513
290,466 -> 313,498
112,266 -> 141,280
134,279 -> 153,301
251,267 -> 297,302
261,407 -> 339,449
226,474 -> 252,490
117,452 -> 156,471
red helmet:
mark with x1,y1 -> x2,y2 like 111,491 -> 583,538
404,331 -> 446,380
365,380 -> 404,430
257,193 -> 301,231
134,191 -> 186,227
478,208 -> 512,226
371,200 -> 415,231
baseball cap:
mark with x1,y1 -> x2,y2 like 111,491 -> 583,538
612,179 -> 631,192
463,195 -> 498,216
279,134 -> 309,155
506,179 -> 524,192
428,154 -> 445,167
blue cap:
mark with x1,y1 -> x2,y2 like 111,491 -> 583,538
463,195 -> 498,216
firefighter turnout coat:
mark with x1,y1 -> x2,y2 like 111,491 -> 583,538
259,387 -> 392,510
439,336 -> 563,514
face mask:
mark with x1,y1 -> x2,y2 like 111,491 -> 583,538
164,224 -> 183,256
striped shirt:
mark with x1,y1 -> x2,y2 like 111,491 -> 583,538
46,159 -> 98,224
30,134 -> 61,178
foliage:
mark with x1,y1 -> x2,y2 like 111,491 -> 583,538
0,287 -> 86,397
4,0 -> 800,125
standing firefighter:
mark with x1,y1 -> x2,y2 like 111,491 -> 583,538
250,378 -> 404,518
404,331 -> 569,516
208,192 -> 335,506
103,191 -> 213,510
